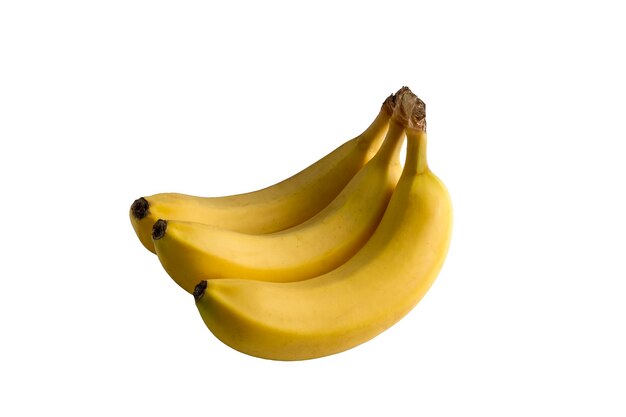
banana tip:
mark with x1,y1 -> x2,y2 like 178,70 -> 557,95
131,197 -> 149,220
194,280 -> 208,302
152,219 -> 167,240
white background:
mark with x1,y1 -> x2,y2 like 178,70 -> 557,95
1,1 -> 625,415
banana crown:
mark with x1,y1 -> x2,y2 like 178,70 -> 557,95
388,86 -> 426,131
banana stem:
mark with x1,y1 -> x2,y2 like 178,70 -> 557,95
355,107 -> 392,150
372,119 -> 406,163
405,129 -> 429,175
356,88 -> 408,150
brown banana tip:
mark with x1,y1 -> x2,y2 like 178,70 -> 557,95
152,219 -> 167,240
409,97 -> 427,132
193,280 -> 208,302
131,197 -> 149,220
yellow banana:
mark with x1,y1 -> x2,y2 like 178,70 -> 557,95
151,94 -> 416,292
130,91 -> 400,253
193,111 -> 453,361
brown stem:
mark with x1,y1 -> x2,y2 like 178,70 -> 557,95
409,97 -> 426,132
391,86 -> 419,128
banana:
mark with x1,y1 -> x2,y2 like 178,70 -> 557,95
151,93 -> 416,292
193,107 -> 453,361
130,91 -> 401,254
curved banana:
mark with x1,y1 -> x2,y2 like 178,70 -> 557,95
151,102 -> 413,293
130,91 -> 400,253
193,113 -> 453,361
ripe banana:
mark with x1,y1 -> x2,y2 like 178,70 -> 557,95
193,111 -> 453,361
151,94 -> 416,292
130,91 -> 400,254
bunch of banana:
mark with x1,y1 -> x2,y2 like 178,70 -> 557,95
129,86 -> 452,361
130,90 -> 398,253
